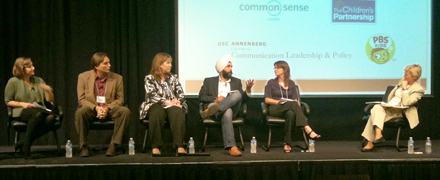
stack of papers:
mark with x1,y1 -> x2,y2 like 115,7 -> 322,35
32,102 -> 52,112
365,101 -> 408,109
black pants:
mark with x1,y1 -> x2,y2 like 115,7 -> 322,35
18,108 -> 56,155
147,103 -> 186,148
268,101 -> 308,144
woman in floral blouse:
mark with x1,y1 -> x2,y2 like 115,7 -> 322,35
140,53 -> 187,155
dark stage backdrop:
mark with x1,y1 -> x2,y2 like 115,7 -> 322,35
0,0 -> 439,148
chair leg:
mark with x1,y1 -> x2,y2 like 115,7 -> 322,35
7,128 -> 10,146
395,126 -> 413,152
238,127 -> 245,151
396,127 -> 405,152
15,131 -> 19,144
53,130 -> 61,154
302,128 -> 309,150
142,129 -> 148,153
202,127 -> 208,152
262,126 -> 272,151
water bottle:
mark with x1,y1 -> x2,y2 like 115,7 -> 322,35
189,137 -> 195,154
129,138 -> 135,155
65,140 -> 72,158
426,137 -> 432,154
250,136 -> 257,153
408,137 -> 414,154
309,139 -> 315,153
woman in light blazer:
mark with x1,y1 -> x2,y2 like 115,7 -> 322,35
361,64 -> 425,152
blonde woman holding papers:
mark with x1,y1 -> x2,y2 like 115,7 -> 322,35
361,64 -> 424,152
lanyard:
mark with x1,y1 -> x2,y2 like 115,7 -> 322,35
279,83 -> 288,99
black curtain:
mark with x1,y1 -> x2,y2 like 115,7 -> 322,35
1,162 -> 440,180
0,0 -> 177,146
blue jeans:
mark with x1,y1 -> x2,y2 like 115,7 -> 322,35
211,91 -> 242,149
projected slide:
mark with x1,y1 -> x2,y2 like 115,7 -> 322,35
178,0 -> 432,96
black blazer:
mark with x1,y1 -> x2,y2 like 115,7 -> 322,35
198,76 -> 250,104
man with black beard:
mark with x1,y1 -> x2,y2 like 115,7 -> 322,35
199,55 -> 255,156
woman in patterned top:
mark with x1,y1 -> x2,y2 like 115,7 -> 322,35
140,53 -> 187,155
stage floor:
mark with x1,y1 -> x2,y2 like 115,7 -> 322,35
1,140 -> 439,166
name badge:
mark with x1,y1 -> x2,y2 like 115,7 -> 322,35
96,96 -> 106,104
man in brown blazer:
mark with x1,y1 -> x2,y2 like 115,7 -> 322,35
75,52 -> 131,157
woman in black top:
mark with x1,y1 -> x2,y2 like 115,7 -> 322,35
264,60 -> 320,153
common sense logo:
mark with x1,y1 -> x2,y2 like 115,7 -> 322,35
365,34 -> 395,64
239,0 -> 309,16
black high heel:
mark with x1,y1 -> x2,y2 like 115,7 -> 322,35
307,131 -> 321,140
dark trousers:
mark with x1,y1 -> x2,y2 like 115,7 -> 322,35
147,103 -> 186,148
19,108 -> 56,156
268,101 -> 308,144
75,106 -> 131,148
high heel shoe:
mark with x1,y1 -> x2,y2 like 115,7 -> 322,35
372,137 -> 385,145
307,131 -> 321,140
361,147 -> 374,152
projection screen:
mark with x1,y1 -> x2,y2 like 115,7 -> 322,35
178,0 -> 432,96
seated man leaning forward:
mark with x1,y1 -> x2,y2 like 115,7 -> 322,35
75,52 -> 131,157
198,54 -> 255,156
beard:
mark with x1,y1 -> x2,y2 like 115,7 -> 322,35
222,69 -> 233,79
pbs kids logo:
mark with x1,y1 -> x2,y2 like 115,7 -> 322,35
365,34 -> 395,64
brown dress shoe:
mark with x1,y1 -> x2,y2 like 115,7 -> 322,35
200,103 -> 220,118
105,144 -> 116,157
228,146 -> 242,156
80,145 -> 90,157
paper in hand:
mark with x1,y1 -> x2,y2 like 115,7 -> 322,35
32,102 -> 52,112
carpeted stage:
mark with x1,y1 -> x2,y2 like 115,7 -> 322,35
1,141 -> 440,180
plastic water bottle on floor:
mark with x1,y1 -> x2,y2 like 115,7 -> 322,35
408,137 -> 414,154
251,137 -> 257,153
426,137 -> 432,154
66,140 -> 72,158
129,138 -> 135,155
309,139 -> 315,153
189,137 -> 195,154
